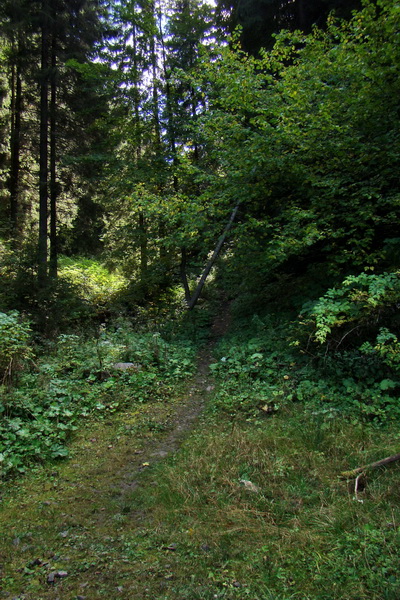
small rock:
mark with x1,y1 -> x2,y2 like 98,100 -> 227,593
47,572 -> 57,584
47,571 -> 68,584
77,596 -> 86,600
239,479 -> 260,493
113,362 -> 141,371
60,531 -> 68,538
27,558 -> 42,568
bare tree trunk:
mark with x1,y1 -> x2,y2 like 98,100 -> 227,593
186,201 -> 241,310
38,0 -> 49,287
49,28 -> 58,279
139,211 -> 148,279
180,247 -> 191,303
9,39 -> 22,237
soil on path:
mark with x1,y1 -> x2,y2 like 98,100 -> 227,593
119,305 -> 231,492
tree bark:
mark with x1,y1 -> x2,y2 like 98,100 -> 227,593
180,247 -> 191,303
9,59 -> 22,237
186,201 -> 241,310
49,27 -> 58,279
340,452 -> 400,479
38,0 -> 49,286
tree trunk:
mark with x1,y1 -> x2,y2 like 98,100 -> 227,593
38,0 -> 49,286
186,201 -> 241,310
180,247 -> 191,303
139,211 -> 148,279
49,28 -> 58,279
9,40 -> 22,237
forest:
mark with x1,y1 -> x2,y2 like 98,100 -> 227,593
0,0 -> 400,598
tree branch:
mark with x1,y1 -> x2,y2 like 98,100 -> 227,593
340,452 -> 400,479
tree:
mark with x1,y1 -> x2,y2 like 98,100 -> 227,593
188,0 -> 400,298
225,0 -> 364,54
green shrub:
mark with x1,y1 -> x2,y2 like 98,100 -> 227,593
0,311 -> 33,383
300,270 -> 400,346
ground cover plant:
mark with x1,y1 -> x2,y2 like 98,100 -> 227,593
0,311 -> 195,480
0,349 -> 399,600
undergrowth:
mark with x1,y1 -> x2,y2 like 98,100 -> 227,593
0,315 -> 195,479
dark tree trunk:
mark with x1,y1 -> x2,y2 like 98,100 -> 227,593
49,29 -> 58,279
180,247 -> 191,303
38,0 -> 49,286
9,54 -> 22,237
296,0 -> 307,29
139,211 -> 148,279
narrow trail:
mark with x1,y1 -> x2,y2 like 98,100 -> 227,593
119,350 -> 214,493
119,307 -> 231,492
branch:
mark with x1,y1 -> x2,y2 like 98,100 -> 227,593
340,452 -> 400,479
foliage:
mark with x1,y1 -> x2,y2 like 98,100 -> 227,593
209,292 -> 400,424
299,270 -> 400,345
189,0 -> 400,295
58,255 -> 128,310
0,311 -> 33,383
0,321 -> 195,479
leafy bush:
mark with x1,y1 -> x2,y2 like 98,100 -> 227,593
0,311 -> 33,383
210,302 -> 400,424
300,271 -> 400,346
58,256 -> 128,313
0,322 -> 195,479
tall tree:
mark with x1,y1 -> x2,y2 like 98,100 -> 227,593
38,0 -> 50,286
220,0 -> 364,54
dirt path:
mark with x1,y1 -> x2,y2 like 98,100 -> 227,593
119,346 -> 214,493
118,305 -> 231,492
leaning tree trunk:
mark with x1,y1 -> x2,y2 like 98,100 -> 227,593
186,201 -> 241,310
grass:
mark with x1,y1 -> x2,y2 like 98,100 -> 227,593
1,301 -> 400,599
1,394 -> 399,600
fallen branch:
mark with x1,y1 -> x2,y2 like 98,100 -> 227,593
340,452 -> 400,479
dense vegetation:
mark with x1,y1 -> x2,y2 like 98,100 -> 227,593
0,0 -> 399,597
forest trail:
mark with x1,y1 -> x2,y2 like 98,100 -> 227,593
0,310 -> 231,600
118,304 -> 231,492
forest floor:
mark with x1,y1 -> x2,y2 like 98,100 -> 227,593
0,313 -> 229,600
1,309 -> 399,600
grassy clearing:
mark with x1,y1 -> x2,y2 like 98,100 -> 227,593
121,411 -> 400,600
1,397 -> 399,599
